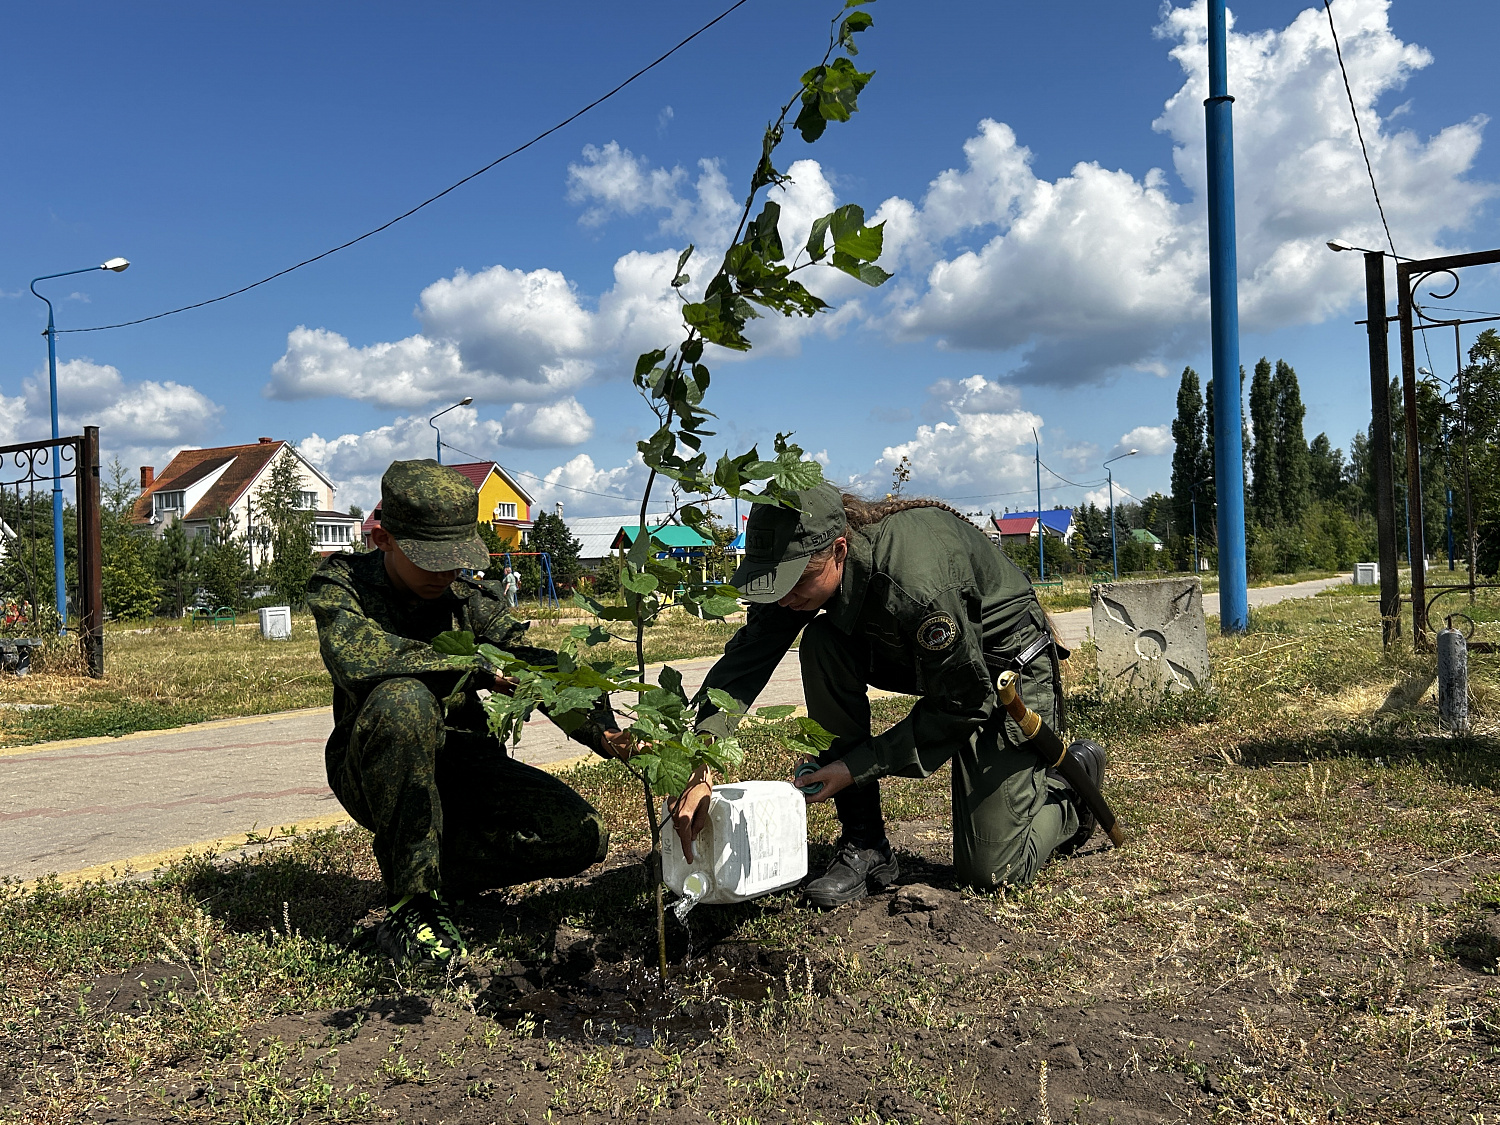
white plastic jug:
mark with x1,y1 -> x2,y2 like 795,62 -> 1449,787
661,780 -> 808,909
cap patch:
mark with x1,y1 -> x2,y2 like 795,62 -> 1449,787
744,571 -> 778,595
916,611 -> 958,652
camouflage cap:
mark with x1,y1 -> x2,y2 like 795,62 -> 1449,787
378,459 -> 490,573
730,483 -> 846,603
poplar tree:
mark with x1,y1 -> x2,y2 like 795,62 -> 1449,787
1248,357 -> 1279,526
1169,367 -> 1205,541
1203,378 -> 1217,517
1273,359 -> 1311,522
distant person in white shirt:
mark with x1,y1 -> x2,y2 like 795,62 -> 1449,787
502,565 -> 519,607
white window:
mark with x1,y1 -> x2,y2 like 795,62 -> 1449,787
154,490 -> 185,515
299,490 -> 319,510
315,523 -> 351,546
493,502 -> 518,521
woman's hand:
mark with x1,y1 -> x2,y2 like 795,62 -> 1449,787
792,757 -> 853,803
671,766 -> 714,862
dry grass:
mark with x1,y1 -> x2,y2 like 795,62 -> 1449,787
6,586 -> 1500,1122
0,605 -> 747,748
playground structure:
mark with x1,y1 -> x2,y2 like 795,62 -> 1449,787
490,550 -> 559,609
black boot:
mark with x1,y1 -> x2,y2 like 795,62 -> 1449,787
1053,739 -> 1107,856
805,838 -> 900,908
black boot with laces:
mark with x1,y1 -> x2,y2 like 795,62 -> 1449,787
804,838 -> 900,909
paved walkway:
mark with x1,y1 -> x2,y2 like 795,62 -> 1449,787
1046,573 -> 1350,650
0,652 -> 803,886
2,574 -> 1347,885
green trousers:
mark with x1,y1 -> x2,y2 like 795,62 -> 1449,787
800,617 -> 1078,890
326,677 -> 610,898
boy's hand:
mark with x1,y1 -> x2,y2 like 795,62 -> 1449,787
600,729 -> 636,760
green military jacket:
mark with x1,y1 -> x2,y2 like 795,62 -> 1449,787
306,550 -> 613,755
696,505 -> 1049,786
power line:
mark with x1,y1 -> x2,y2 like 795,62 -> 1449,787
1038,459 -> 1106,489
1322,0 -> 1399,259
56,0 -> 753,335
438,439 -> 658,506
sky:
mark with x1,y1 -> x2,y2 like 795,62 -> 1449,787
2,0 -> 1497,525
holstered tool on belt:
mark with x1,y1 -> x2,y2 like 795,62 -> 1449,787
994,668 -> 1125,849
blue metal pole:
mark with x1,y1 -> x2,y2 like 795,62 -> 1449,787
44,302 -> 67,631
1205,0 -> 1248,633
1108,469 -> 1119,580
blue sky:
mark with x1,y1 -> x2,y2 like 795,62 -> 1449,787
3,0 -> 1497,520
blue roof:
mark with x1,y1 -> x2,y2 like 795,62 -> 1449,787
1004,508 -> 1073,535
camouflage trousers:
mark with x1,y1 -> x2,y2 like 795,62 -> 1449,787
800,616 -> 1079,891
326,677 -> 610,899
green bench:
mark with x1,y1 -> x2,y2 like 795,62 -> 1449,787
190,606 -> 237,629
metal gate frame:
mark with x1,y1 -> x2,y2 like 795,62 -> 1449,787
1396,248 -> 1500,644
0,425 -> 104,676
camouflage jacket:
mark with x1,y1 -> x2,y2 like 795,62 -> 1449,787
307,550 -> 616,755
695,505 -> 1051,786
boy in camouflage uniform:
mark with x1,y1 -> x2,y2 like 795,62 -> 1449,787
307,460 -> 627,964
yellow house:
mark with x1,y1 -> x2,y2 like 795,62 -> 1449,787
450,461 -> 536,548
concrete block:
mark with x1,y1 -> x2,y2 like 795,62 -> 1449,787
1091,577 -> 1210,695
258,606 -> 292,641
1353,563 -> 1377,586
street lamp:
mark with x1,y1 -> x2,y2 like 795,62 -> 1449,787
1189,476 -> 1213,576
1103,449 -> 1138,580
428,396 -> 473,464
29,258 -> 130,631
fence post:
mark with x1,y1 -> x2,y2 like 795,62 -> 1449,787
78,426 -> 104,677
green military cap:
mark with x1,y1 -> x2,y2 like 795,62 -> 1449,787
730,482 -> 847,603
379,459 -> 490,572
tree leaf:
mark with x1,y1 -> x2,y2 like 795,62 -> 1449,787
700,595 -> 742,618
705,687 -> 745,715
659,665 -> 688,705
806,214 -> 833,262
634,348 -> 667,379
755,704 -> 797,720
431,630 -> 477,656
621,568 -> 659,594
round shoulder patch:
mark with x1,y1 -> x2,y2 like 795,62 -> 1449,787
916,611 -> 959,652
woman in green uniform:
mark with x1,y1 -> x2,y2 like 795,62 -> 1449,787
675,483 -> 1106,907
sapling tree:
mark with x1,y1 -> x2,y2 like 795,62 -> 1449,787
439,0 -> 889,974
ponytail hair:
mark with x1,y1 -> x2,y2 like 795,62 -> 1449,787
808,493 -> 974,562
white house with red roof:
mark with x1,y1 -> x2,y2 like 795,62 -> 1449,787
133,438 -> 362,561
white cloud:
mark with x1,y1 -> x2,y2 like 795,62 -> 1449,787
501,397 -> 594,448
267,144 -> 871,419
567,142 -> 737,248
5,358 -> 224,474
924,374 -> 1021,420
298,399 -> 597,513
873,0 -> 1494,384
849,376 -> 1042,501
1110,425 -> 1173,459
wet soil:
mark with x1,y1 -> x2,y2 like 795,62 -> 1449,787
39,820 -> 1500,1123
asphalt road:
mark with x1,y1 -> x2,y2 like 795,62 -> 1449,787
2,573 -> 1348,885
